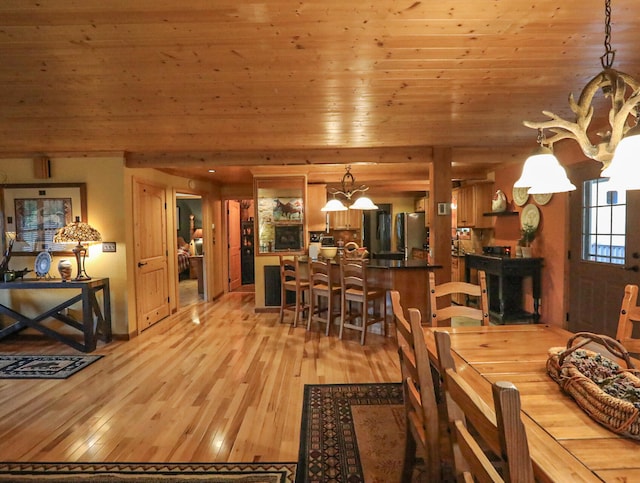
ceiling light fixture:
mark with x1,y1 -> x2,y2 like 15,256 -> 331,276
522,0 -> 640,192
321,165 -> 378,211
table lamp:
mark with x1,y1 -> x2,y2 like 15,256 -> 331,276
53,217 -> 102,280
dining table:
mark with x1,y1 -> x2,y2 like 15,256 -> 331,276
423,324 -> 640,483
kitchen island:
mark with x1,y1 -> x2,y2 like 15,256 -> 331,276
367,258 -> 442,320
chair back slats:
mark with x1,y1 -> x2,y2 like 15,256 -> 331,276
429,270 -> 490,327
391,290 -> 413,349
339,259 -> 385,344
492,381 -> 535,483
278,255 -> 309,326
433,280 -> 482,298
453,419 -> 503,483
389,290 -> 441,482
435,330 -> 535,483
616,284 -> 640,353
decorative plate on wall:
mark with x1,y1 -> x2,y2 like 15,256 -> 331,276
34,251 -> 52,277
521,204 -> 540,230
513,187 -> 529,206
533,193 -> 553,205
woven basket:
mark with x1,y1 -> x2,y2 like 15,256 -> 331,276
547,332 -> 640,439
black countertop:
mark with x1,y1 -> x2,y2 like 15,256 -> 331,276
367,259 -> 442,270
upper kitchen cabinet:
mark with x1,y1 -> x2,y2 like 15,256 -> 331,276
307,184 -> 327,232
453,183 -> 493,228
330,209 -> 362,230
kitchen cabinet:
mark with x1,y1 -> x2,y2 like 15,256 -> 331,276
453,183 -> 493,228
307,184 -> 327,232
330,209 -> 361,230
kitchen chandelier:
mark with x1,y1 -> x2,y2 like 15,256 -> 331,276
321,165 -> 378,211
519,0 -> 640,193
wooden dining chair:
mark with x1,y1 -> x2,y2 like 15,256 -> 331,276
307,259 -> 341,335
339,258 -> 386,345
435,331 -> 535,483
428,270 -> 490,327
390,291 -> 442,482
615,284 -> 640,354
278,255 -> 310,327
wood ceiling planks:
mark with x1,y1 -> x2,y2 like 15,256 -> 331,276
0,0 -> 638,186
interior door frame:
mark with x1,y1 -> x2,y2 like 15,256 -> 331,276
175,191 -> 206,307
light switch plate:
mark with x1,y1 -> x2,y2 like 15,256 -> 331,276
102,242 -> 117,253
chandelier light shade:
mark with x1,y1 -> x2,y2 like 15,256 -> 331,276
515,133 -> 576,194
522,0 -> 640,191
320,165 -> 378,211
349,196 -> 378,210
601,125 -> 640,190
320,198 -> 348,212
53,217 -> 102,281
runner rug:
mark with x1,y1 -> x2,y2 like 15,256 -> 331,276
0,462 -> 297,482
0,355 -> 103,379
296,382 -> 406,483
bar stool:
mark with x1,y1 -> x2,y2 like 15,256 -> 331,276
307,259 -> 341,335
339,258 -> 386,345
279,255 -> 310,327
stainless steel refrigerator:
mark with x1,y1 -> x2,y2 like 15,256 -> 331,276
396,212 -> 427,259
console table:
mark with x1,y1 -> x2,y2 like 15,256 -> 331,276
465,254 -> 542,323
0,278 -> 112,352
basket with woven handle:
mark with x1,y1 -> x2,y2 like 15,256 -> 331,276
547,332 -> 640,439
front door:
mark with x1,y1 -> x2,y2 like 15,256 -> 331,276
133,178 -> 170,331
568,162 -> 640,336
228,200 -> 241,291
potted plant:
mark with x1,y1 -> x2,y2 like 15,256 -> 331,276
519,223 -> 536,257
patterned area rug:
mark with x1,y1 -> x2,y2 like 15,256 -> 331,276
0,462 -> 297,482
0,355 -> 103,379
296,383 -> 405,483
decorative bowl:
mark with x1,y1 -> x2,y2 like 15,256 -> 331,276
320,246 -> 337,259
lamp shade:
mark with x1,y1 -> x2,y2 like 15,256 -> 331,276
349,196 -> 378,210
192,228 -> 203,239
321,198 -> 348,212
515,145 -> 576,194
53,219 -> 102,244
601,126 -> 640,190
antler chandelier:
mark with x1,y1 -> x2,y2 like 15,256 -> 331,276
520,0 -> 640,192
321,165 -> 378,211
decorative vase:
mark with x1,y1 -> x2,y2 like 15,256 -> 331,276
58,259 -> 73,281
521,246 -> 533,258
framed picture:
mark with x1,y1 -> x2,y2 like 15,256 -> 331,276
273,197 -> 303,222
2,183 -> 87,255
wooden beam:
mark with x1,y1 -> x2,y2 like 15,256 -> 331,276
125,147 -> 433,168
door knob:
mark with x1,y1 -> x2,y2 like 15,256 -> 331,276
137,261 -> 147,268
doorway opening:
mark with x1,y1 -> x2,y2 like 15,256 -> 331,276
227,199 -> 255,293
177,193 -> 204,307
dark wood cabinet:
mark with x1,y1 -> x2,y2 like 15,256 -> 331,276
241,221 -> 255,284
465,254 -> 542,324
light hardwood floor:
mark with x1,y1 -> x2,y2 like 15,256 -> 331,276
0,292 -> 401,463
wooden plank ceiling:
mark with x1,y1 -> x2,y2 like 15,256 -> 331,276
1,0 -> 639,190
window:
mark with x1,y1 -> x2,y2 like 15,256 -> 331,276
582,178 -> 626,265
